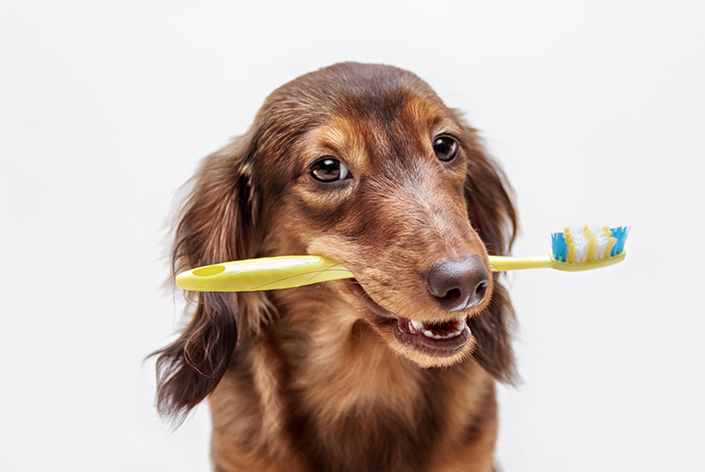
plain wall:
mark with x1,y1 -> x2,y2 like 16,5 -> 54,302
2,1 -> 703,470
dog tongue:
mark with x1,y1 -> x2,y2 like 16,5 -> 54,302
428,320 -> 455,335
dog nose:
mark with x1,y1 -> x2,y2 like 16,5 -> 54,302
425,256 -> 490,312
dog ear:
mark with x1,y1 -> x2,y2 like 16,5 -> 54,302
152,135 -> 261,421
460,125 -> 519,385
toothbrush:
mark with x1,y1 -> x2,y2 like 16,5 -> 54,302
175,226 -> 629,292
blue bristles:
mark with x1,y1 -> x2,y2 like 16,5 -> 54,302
609,226 -> 630,257
551,232 -> 567,262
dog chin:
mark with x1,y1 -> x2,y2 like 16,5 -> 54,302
346,281 -> 477,368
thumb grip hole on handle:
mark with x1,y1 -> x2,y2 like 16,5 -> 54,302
193,265 -> 226,277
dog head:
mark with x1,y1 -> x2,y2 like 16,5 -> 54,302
154,62 -> 517,419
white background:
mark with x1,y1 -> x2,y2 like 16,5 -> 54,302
2,1 -> 703,471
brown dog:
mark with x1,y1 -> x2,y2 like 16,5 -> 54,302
154,62 -> 518,472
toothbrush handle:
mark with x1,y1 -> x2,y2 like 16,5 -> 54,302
488,255 -> 554,272
176,252 -> 627,293
175,256 -> 354,292
488,252 -> 626,272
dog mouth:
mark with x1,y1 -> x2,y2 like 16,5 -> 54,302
395,315 -> 471,356
347,281 -> 472,357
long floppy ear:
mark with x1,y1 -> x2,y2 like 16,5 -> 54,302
461,125 -> 519,385
151,135 -> 261,421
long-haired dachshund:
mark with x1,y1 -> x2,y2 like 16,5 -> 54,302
154,62 -> 518,472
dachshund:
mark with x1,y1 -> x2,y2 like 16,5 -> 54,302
153,62 -> 518,472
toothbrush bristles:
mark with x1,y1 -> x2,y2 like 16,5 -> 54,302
551,226 -> 630,264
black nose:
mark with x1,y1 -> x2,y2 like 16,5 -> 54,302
425,256 -> 490,312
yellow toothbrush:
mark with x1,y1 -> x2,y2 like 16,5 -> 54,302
176,226 -> 629,292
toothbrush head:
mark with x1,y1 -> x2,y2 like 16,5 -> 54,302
551,226 -> 630,264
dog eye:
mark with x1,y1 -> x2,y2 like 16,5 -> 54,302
433,136 -> 459,162
310,158 -> 352,182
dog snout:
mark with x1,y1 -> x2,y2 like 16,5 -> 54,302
425,256 -> 490,312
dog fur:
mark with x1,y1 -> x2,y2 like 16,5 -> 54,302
154,62 -> 518,472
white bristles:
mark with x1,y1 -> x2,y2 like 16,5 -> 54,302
569,227 -> 588,263
566,226 -> 615,263
594,228 -> 610,260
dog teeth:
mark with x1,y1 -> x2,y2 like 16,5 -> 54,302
410,320 -> 425,332
422,329 -> 438,339
409,315 -> 468,339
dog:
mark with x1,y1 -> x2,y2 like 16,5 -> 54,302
154,62 -> 518,472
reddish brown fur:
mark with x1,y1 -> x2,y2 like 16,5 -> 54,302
153,63 -> 518,472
